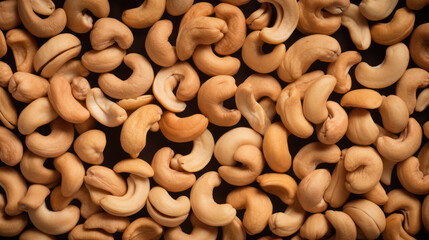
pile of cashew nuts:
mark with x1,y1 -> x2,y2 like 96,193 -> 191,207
0,0 -> 429,239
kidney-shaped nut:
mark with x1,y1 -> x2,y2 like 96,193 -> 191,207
53,59 -> 89,83
410,23 -> 429,71
0,0 -> 20,31
263,122 -> 291,172
0,125 -> 22,166
355,42 -> 409,89
242,30 -> 285,74
293,142 -> 341,180
19,150 -> 59,186
153,61 -> 199,112
85,166 -> 127,198
340,89 -> 382,109
278,34 -> 341,82
246,2 -> 272,30
257,173 -> 297,205
359,0 -> 398,21
90,17 -> 133,51
159,111 -> 208,143
152,147 -> 196,192
192,45 -> 241,76
177,129 -> 214,173
17,97 -> 57,135
397,156 -> 429,195
81,45 -> 125,73
299,213 -> 332,240
53,152 -> 85,198
316,101 -> 348,145
145,19 -> 177,67
146,191 -> 189,227
122,217 -> 163,240
191,171 -> 236,227
120,104 -> 162,158
164,213 -> 218,240
68,224 -> 113,240
343,199 -> 386,240
63,0 -> 109,34
197,75 -> 241,127
341,3 -> 371,50
6,28 -> 37,73
121,0 -> 166,29
282,71 -> 325,99
396,68 -> 429,114
297,169 -> 331,213
327,51 -> 362,94
48,75 -> 90,124
0,61 -> 13,87
179,1 -> 214,28
226,186 -> 272,235
86,88 -> 128,127
346,108 -> 379,145
18,184 -> 50,212
269,201 -> 306,237
8,72 -> 49,103
113,158 -> 154,179
0,167 -> 27,216
25,118 -> 74,158
416,87 -> 429,112
378,95 -> 409,134
18,228 -> 55,240
325,210 -> 356,240
73,129 -> 106,165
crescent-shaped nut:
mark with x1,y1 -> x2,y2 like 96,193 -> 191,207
396,68 -> 429,114
410,23 -> 429,71
246,3 -> 272,30
268,201 -> 306,237
0,126 -> 21,164
64,0 -> 110,34
407,0 -> 429,9
397,156 -> 429,195
68,224 -> 113,240
378,95 -> 410,134
257,173 -> 297,205
177,129 -> 214,173
359,0 -> 398,21
179,2 -> 214,28
153,61 -> 199,112
277,34 -> 341,82
73,129 -> 106,165
18,184 -> 50,212
214,127 -> 262,166
263,122 -> 291,172
343,199 -> 386,240
325,210 -> 357,240
53,59 -> 89,83
344,146 -> 383,194
117,95 -> 154,112
17,97 -> 57,135
316,101 -> 348,145
299,213 -> 332,240
8,72 -> 49,103
222,217 -> 246,240
121,0 -> 166,29
297,169 -> 331,213
197,75 -> 241,127
190,171 -> 236,227
25,118 -> 74,158
340,89 -> 382,109
86,88 -> 128,127
159,111 -> 208,143
258,0 -> 299,44
148,186 -> 190,218
0,0 -> 20,31
123,217 -> 162,240
192,45 -> 241,76
145,19 -> 177,67
226,186 -> 273,235
382,213 -> 416,240
0,61 -> 13,87
17,0 -> 66,38
416,87 -> 429,112
0,30 -> 6,59
327,51 -> 362,94
81,45 -> 126,73
112,159 -> 153,179
293,142 -> 341,180
324,155 -> 351,208
100,174 -> 150,217
370,7 -> 415,45
53,152 -> 85,197
341,4 -> 371,50
176,16 -> 228,61
90,17 -> 133,51
355,42 -> 409,89
346,108 -> 379,145
5,28 -> 37,73
242,30 -> 285,74
151,147 -> 196,192
84,166 -> 127,197
0,167 -> 27,216
19,150 -> 59,186
164,213 -> 218,240
146,196 -> 188,228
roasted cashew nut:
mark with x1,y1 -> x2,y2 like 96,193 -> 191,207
297,169 -> 331,213
90,17 -> 133,51
81,45 -> 126,73
192,45 -> 241,76
159,111 -> 208,143
257,173 -> 297,205
8,72 -> 49,103
145,19 -> 178,67
341,3 -> 371,50
378,95 -> 410,134
0,167 -> 27,216
396,68 -> 429,114
246,3 -> 272,30
0,126 -> 22,166
17,97 -> 57,135
6,28 -> 37,73
19,150 -> 59,186
325,210 -> 357,240
269,201 -> 306,237
63,0 -> 110,34
397,156 -> 429,195
340,89 -> 382,109
299,213 -> 331,240
121,0 -> 166,29
410,23 -> 429,71
327,51 -> 362,94
346,108 -> 379,145
85,166 -> 127,198
86,88 -> 128,127
73,129 -> 106,165
0,0 -> 20,30
0,61 -> 13,87
359,0 -> 398,21
263,122 -> 292,172
316,101 -> 348,145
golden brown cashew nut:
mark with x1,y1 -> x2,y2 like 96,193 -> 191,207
222,217 -> 246,240
153,61 -> 199,112
346,108 -> 379,145
383,189 -> 421,235
363,182 -> 388,205
0,126 -> 22,166
19,150 -> 59,186
18,184 -> 50,212
73,129 -> 106,165
85,166 -> 127,197
226,186 -> 272,235
53,152 -> 85,197
145,19 -> 177,67
269,201 -> 306,237
258,0 -> 299,44
0,61 -> 13,87
192,45 -> 241,76
242,30 -> 285,74
359,0 -> 398,21
375,118 -> 422,162
293,142 -> 341,180
340,89 -> 382,109
263,122 -> 291,172
86,88 -> 128,127
316,101 -> 348,145
17,97 -> 57,135
63,0 -> 110,34
382,214 -> 416,240
396,68 -> 429,114
299,213 -> 332,240
48,75 -> 90,124
113,158 -> 154,178
116,95 -> 154,112
197,75 -> 241,127
327,51 -> 361,94
90,17 -> 133,51
122,0 -> 165,29
297,169 -> 331,213
324,155 -> 350,208
25,118 -> 74,158
416,87 -> 429,112
0,29 -> 6,58
297,0 -> 349,35
343,199 -> 386,240
123,217 -> 163,240
325,210 -> 357,240
176,16 -> 227,61
8,72 -> 49,103
341,3 -> 371,50
246,3 -> 272,30
370,7 -> 415,46
99,53 -> 153,99
177,129 -> 214,173
379,95 -> 410,134
81,45 -> 126,73
355,42 -> 409,89
68,224 -> 113,240
0,167 -> 27,216
0,0 -> 20,31
120,104 -> 162,158
191,171 -> 236,227
71,76 -> 90,101
166,0 -> 193,16
6,28 -> 37,73
159,111 -> 208,143
277,34 -> 341,82
397,156 -> 429,195
257,173 -> 298,205
19,228 -> 55,240
53,59 -> 89,83
164,213 -> 218,240
0,194 -> 27,237
179,1 -> 214,28
152,147 -> 196,192
235,74 -> 282,134
410,23 -> 429,71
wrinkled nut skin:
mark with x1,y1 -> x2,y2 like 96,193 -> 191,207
316,101 -> 348,145
64,0 -> 110,34
410,23 -> 429,71
297,169 -> 331,213
145,19 -> 178,67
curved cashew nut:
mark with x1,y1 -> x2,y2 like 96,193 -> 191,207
90,17 -> 133,51
0,0 -> 20,31
0,167 -> 27,216
177,129 -> 214,173
192,45 -> 241,76
257,173 -> 297,205
222,217 -> 246,240
293,142 -> 341,180
269,201 -> 306,237
341,4 -> 371,50
18,228 -> 55,240
246,3 -> 272,30
64,0 -> 109,34
416,87 -> 429,112
297,169 -> 331,213
53,152 -> 85,197
179,2 -> 214,28
0,61 -> 13,87
18,184 -> 50,212
68,224 -> 113,240
164,213 -> 218,240
121,0 -> 166,29
19,150 -> 59,186
53,59 -> 89,82
410,23 -> 429,71
263,122 -> 291,172
17,0 -> 66,38
123,217 -> 163,240
85,166 -> 127,197
359,0 -> 398,21
299,213 -> 332,240
242,30 -> 285,74
85,214 -> 129,234
363,182 -> 388,205
113,158 -> 154,178
382,213 -> 416,240
324,156 -> 350,208
8,72 -> 49,103
73,129 -> 106,165
86,88 -> 128,127
197,75 -> 241,127
325,210 -> 357,240
378,95 -> 410,134
81,45 -> 126,73
0,194 -> 27,237
0,126 -> 22,166
0,87 -> 16,129
159,111 -> 208,143
355,42 -> 409,89
340,89 -> 382,109
116,95 -> 154,112
145,19 -> 177,67
6,28 -> 37,73
346,108 -> 379,145
316,101 -> 348,145
327,51 -> 362,94
25,118 -> 74,158
396,68 -> 429,114
17,97 -> 57,135
153,61 -> 199,112
277,34 -> 341,82
397,156 -> 429,195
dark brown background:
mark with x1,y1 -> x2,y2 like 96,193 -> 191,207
1,0 -> 429,239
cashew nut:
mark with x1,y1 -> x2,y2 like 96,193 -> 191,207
359,0 -> 398,21
159,111 -> 208,143
17,97 -> 57,135
346,108 -> 379,145
341,3 -> 371,50
396,68 -> 429,114
340,89 -> 382,109
268,201 -> 306,237
0,125 -> 22,166
192,45 -> 241,76
90,17 -> 133,51
19,150 -> 59,186
63,0 -> 110,34
316,101 -> 348,145
246,3 -> 272,30
397,156 -> 429,194
0,167 -> 27,216
0,61 -> 13,87
327,51 -> 362,94
0,194 -> 27,237
8,72 -> 49,103
86,87 -> 128,127
297,169 -> 331,213
299,213 -> 332,240
325,210 -> 357,240
121,0 -> 166,29
145,19 -> 177,67
263,122 -> 291,172
6,28 -> 37,73
324,156 -> 351,208
410,23 -> 429,71
257,173 -> 298,205
81,45 -> 126,73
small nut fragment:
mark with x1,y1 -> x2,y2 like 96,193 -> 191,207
8,72 -> 49,103
0,87 -> 17,129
